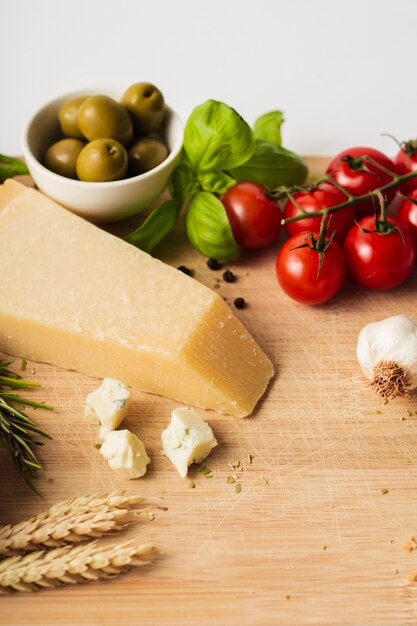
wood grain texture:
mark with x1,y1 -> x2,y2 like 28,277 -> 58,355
2,157 -> 417,625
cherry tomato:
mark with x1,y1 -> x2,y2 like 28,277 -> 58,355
326,147 -> 397,218
394,140 -> 417,194
397,189 -> 417,243
221,181 -> 281,250
275,232 -> 345,305
343,216 -> 415,290
283,182 -> 355,243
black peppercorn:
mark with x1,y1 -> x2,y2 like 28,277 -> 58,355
177,265 -> 193,277
223,270 -> 237,283
234,297 -> 246,309
207,258 -> 222,271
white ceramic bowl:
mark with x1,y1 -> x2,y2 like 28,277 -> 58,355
22,89 -> 183,222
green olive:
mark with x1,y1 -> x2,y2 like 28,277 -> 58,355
76,139 -> 128,182
44,138 -> 86,178
128,136 -> 169,176
77,95 -> 133,146
120,83 -> 165,134
58,96 -> 89,138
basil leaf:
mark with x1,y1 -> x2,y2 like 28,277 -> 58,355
197,171 -> 236,195
169,163 -> 200,200
183,100 -> 255,173
0,154 -> 29,183
185,191 -> 240,261
253,111 -> 284,146
124,198 -> 182,253
229,140 -> 308,190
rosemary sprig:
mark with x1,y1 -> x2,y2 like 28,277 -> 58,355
0,359 -> 52,493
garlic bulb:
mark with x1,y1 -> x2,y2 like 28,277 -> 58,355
357,315 -> 417,402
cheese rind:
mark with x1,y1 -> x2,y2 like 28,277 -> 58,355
85,378 -> 131,439
161,408 -> 218,478
0,181 -> 274,417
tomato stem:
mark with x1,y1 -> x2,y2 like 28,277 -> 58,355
281,168 -> 417,226
350,190 -> 405,241
362,155 -> 398,180
283,189 -> 306,214
400,193 -> 417,207
377,189 -> 387,224
323,176 -> 353,199
289,210 -> 335,279
381,134 -> 417,156
403,140 -> 417,156
316,208 -> 330,249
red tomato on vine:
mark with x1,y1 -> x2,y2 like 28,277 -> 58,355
221,181 -> 281,250
397,189 -> 417,243
343,215 -> 415,290
326,147 -> 397,218
394,139 -> 417,194
276,215 -> 345,305
282,182 -> 354,243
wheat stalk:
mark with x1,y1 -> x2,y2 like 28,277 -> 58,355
0,491 -> 151,557
0,540 -> 158,593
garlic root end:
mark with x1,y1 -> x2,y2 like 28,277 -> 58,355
370,361 -> 411,403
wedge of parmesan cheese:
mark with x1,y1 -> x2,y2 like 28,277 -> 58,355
0,180 -> 273,417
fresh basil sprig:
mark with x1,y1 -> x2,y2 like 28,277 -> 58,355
125,100 -> 307,261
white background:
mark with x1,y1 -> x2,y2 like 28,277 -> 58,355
1,0 -> 416,156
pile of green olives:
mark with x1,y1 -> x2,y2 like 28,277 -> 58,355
44,83 -> 169,183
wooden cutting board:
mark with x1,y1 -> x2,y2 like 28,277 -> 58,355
2,157 -> 417,626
